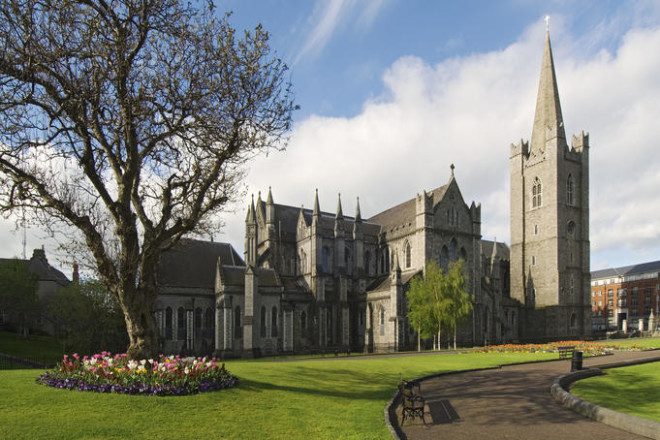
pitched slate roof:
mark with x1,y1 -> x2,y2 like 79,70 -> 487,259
216,265 -> 282,289
591,260 -> 660,280
157,239 -> 243,289
481,240 -> 510,261
366,270 -> 422,293
368,184 -> 449,232
0,249 -> 70,286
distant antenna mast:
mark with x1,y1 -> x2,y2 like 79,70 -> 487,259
21,206 -> 27,259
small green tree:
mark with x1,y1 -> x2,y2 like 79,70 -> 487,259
48,280 -> 128,354
0,259 -> 39,338
443,260 -> 473,349
406,260 -> 472,350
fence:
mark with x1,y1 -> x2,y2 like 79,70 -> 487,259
0,353 -> 57,370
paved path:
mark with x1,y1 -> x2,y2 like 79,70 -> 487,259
400,350 -> 660,440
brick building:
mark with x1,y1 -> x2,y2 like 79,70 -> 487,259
591,260 -> 660,332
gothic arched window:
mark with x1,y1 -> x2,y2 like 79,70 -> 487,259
271,307 -> 278,337
567,174 -> 574,206
532,177 -> 542,208
234,306 -> 242,338
260,306 -> 267,337
177,307 -> 186,340
299,248 -> 307,274
460,247 -> 467,262
165,307 -> 173,340
404,241 -> 412,268
300,311 -> 307,330
439,246 -> 449,272
195,307 -> 202,331
321,246 -> 331,272
204,307 -> 214,336
449,238 -> 458,261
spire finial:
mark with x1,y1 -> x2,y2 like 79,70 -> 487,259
450,163 -> 455,177
544,15 -> 550,33
336,192 -> 343,219
313,188 -> 320,216
355,196 -> 362,222
266,186 -> 273,204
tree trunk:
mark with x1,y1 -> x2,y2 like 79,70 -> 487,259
118,276 -> 159,359
417,326 -> 421,352
123,302 -> 158,359
453,326 -> 457,350
437,328 -> 441,351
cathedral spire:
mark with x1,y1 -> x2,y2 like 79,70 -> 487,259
531,29 -> 566,153
336,193 -> 343,220
355,197 -> 362,222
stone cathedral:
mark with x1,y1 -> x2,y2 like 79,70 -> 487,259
153,31 -> 591,357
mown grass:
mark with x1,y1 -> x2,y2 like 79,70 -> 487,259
593,337 -> 660,349
0,351 -> 555,439
571,361 -> 660,422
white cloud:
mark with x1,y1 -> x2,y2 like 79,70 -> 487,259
295,0 -> 387,63
4,15 -> 660,273
233,18 -> 660,269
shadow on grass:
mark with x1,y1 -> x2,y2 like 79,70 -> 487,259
235,365 -> 403,401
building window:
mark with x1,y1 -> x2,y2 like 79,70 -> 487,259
439,246 -> 449,271
300,311 -> 307,331
532,177 -> 542,208
195,307 -> 202,332
449,238 -> 457,261
534,224 -> 538,235
532,256 -> 536,266
379,307 -> 385,336
567,221 -> 576,237
260,306 -> 267,337
299,248 -> 307,275
404,241 -> 412,268
165,307 -> 173,340
271,307 -> 278,337
322,246 -> 331,272
234,306 -> 242,338
177,307 -> 186,340
567,174 -> 574,206
204,307 -> 214,337
570,313 -> 577,329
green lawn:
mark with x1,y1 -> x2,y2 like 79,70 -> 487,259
0,331 -> 64,365
0,351 -> 556,439
592,337 -> 660,349
571,361 -> 660,422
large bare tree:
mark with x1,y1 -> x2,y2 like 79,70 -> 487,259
0,0 -> 295,358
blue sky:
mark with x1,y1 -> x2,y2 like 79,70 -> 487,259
2,0 -> 660,273
222,0 -> 653,119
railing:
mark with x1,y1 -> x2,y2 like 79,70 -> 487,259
0,353 -> 57,370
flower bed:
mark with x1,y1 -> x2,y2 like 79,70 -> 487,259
476,340 -> 644,356
37,352 -> 238,396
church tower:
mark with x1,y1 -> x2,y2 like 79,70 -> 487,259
510,29 -> 591,340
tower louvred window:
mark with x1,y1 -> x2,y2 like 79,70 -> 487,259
532,178 -> 542,207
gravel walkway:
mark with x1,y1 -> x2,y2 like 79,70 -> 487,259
399,350 -> 660,440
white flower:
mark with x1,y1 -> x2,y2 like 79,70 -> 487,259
127,360 -> 138,370
184,367 -> 190,375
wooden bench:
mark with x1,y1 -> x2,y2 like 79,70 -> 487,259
558,345 -> 576,359
399,380 -> 426,425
